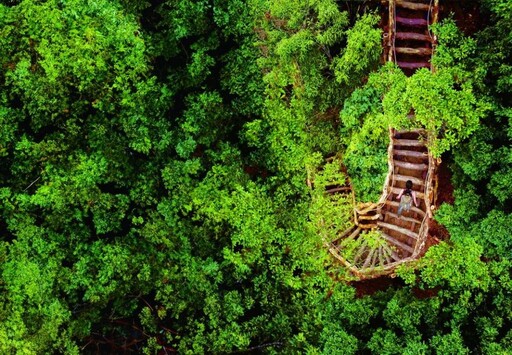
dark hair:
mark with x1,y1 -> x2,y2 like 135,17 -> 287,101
406,180 -> 413,189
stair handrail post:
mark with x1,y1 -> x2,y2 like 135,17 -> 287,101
432,0 -> 439,25
388,0 -> 396,63
430,0 -> 440,72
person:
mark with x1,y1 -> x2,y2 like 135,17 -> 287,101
396,180 -> 418,217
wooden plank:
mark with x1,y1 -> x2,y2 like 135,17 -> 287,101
356,202 -> 379,215
392,138 -> 425,147
395,47 -> 432,56
371,247 -> 380,267
378,246 -> 385,266
353,240 -> 368,265
393,149 -> 428,159
382,243 -> 400,262
377,221 -> 419,240
394,160 -> 428,171
385,200 -> 426,217
385,211 -> 422,225
332,225 -> 358,244
390,186 -> 425,200
325,186 -> 351,194
339,227 -> 362,246
358,214 -> 382,220
394,174 -> 424,186
358,223 -> 378,229
396,0 -> 430,11
363,248 -> 376,268
397,61 -> 430,69
396,32 -> 432,42
396,16 -> 428,27
395,128 -> 426,135
381,233 -> 414,254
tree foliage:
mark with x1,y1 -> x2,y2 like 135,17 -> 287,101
0,0 -> 512,353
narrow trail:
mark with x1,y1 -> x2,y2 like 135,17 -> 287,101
324,0 -> 440,279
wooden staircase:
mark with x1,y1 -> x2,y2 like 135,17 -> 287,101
321,1 -> 441,279
327,129 -> 437,278
384,0 -> 439,73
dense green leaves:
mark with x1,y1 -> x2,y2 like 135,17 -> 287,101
1,0 -> 512,353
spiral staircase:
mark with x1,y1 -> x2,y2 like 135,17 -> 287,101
323,0 -> 440,279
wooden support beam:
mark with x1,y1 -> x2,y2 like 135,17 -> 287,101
377,221 -> 419,240
381,233 -> 414,254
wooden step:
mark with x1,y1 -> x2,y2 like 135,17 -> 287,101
325,186 -> 351,194
396,32 -> 432,42
390,186 -> 425,200
358,214 -> 382,221
393,174 -> 424,186
393,149 -> 428,159
395,47 -> 432,56
358,223 -> 378,229
394,160 -> 428,171
385,200 -> 426,217
381,233 -> 414,254
386,211 -> 422,225
395,128 -> 426,135
396,16 -> 428,27
397,61 -> 430,69
396,0 -> 431,11
378,221 -> 419,240
393,138 -> 425,147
